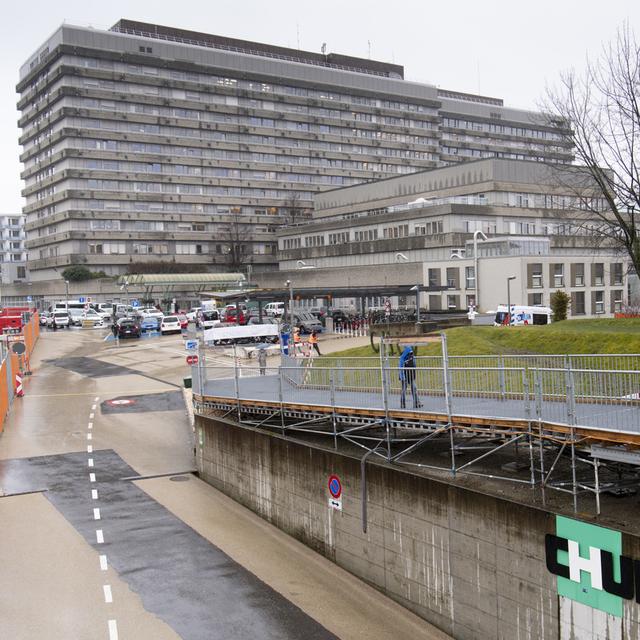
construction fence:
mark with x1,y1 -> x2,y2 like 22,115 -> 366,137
0,312 -> 39,434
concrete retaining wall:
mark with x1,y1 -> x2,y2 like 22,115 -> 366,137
196,415 -> 640,640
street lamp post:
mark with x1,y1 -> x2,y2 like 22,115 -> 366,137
64,280 -> 70,304
473,230 -> 488,312
506,276 -> 516,326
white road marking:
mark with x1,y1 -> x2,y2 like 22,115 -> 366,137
108,619 -> 118,639
87,433 -> 92,440
87,445 -> 93,453
91,404 -> 97,410
89,473 -> 96,483
93,508 -> 101,520
88,458 -> 94,467
89,413 -> 95,419
88,422 -> 93,429
92,489 -> 98,500
103,584 -> 113,603
99,554 -> 108,571
96,529 -> 104,544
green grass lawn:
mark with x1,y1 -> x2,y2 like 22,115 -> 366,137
326,318 -> 640,358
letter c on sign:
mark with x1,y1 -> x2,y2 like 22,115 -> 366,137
545,534 -> 570,579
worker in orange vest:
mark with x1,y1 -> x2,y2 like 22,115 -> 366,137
309,330 -> 321,356
293,327 -> 302,356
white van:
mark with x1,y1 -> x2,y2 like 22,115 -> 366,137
264,302 -> 285,318
494,305 -> 551,326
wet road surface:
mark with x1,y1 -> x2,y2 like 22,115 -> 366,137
0,328 -> 450,640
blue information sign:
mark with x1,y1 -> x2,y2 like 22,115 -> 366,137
131,300 -> 139,308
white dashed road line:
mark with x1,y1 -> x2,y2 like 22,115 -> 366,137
89,473 -> 96,483
92,489 -> 98,500
96,529 -> 104,544
93,508 -> 101,520
87,445 -> 93,453
103,584 -> 113,603
99,555 -> 108,571
88,458 -> 94,467
108,619 -> 119,639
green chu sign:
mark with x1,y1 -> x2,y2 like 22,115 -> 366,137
546,515 -> 638,617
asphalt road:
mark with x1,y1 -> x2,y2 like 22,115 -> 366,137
0,327 -> 449,640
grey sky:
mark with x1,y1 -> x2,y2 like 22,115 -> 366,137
2,0 -> 639,213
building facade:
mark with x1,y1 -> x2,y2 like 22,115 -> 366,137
17,19 -> 573,281
274,159 -> 628,318
0,215 -> 28,285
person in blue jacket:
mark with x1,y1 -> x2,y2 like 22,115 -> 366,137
399,345 -> 422,409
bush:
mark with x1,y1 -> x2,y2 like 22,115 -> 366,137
550,290 -> 571,322
62,265 -> 93,282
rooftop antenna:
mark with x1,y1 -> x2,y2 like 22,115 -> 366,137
321,42 -> 327,56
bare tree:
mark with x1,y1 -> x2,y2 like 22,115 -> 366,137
542,23 -> 640,274
283,192 -> 310,226
219,212 -> 251,271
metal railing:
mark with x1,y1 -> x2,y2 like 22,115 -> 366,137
195,352 -> 640,434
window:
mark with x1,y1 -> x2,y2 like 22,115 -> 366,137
573,291 -> 585,315
611,263 -> 623,286
529,293 -> 543,306
446,295 -> 459,309
594,291 -> 605,314
446,267 -> 459,288
530,263 -> 543,288
428,268 -> 441,287
553,264 -> 564,287
17,266 -> 26,279
612,290 -> 623,313
465,266 -> 475,290
593,263 -> 604,286
572,263 -> 584,287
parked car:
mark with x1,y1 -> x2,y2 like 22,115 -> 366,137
185,307 -> 201,322
177,314 -> 189,330
68,308 -> 84,326
292,310 -> 323,334
264,302 -> 285,317
221,304 -> 248,325
52,311 -> 70,329
113,318 -> 141,339
137,307 -> 164,319
160,316 -> 182,335
39,311 -> 52,326
196,309 -> 221,329
138,315 -> 161,332
81,309 -> 104,327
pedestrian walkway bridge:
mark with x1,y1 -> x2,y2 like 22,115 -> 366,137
193,350 -> 640,515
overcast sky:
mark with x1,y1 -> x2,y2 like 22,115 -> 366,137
1,0 -> 638,213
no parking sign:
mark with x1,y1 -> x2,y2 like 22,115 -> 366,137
328,474 -> 342,511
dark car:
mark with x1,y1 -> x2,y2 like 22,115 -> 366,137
113,318 -> 141,339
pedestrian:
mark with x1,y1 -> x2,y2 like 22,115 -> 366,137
293,327 -> 302,356
399,346 -> 422,409
257,347 -> 267,375
309,330 -> 321,356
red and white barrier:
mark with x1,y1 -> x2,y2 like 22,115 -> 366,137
15,373 -> 23,397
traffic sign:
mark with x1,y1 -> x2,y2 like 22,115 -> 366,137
184,339 -> 198,351
11,342 -> 26,355
26,295 -> 32,302
79,296 -> 85,303
131,300 -> 139,308
186,355 -> 199,365
328,474 -> 342,499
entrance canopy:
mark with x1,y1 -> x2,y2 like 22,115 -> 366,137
117,273 -> 246,298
